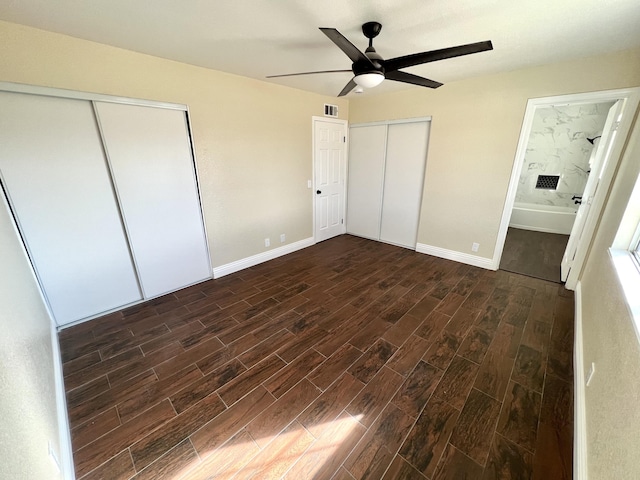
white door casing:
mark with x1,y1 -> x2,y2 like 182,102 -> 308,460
493,87 -> 640,290
561,100 -> 623,281
313,117 -> 347,243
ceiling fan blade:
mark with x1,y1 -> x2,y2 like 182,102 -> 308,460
384,40 -> 493,72
385,71 -> 443,89
266,69 -> 351,79
320,27 -> 375,66
338,78 -> 357,97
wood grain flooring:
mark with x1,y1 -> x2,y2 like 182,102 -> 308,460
499,227 -> 569,283
60,234 -> 574,479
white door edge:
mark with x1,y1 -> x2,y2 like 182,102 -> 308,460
312,116 -> 348,243
561,100 -> 623,281
491,87 -> 640,287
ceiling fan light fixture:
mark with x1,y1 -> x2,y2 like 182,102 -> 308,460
353,72 -> 384,88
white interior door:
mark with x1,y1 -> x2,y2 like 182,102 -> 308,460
314,119 -> 347,242
380,122 -> 430,248
561,100 -> 624,281
346,125 -> 388,240
95,102 -> 211,298
0,92 -> 142,325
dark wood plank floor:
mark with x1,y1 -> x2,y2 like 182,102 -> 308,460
60,235 -> 574,480
499,227 -> 570,283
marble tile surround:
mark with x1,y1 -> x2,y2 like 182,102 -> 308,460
515,101 -> 614,208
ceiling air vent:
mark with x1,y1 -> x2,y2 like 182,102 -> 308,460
535,175 -> 560,190
324,104 -> 339,117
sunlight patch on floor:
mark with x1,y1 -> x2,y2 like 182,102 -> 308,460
173,413 -> 364,479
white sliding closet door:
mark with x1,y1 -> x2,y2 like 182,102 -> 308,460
380,122 -> 429,248
0,92 -> 142,325
94,102 -> 210,298
346,125 -> 387,239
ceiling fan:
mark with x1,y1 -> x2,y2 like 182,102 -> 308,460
267,22 -> 493,96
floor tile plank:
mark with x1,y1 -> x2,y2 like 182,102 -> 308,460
432,444 -> 484,480
449,388 -> 502,465
344,403 -> 414,479
433,355 -> 480,410
392,360 -> 442,418
190,386 -> 275,455
497,382 -> 542,452
398,396 -> 460,478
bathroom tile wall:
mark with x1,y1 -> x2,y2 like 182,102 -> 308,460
515,101 -> 614,208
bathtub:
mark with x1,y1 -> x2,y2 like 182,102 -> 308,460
509,202 -> 578,235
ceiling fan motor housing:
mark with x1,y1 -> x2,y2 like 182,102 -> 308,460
352,57 -> 384,76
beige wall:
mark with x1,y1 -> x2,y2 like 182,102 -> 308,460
0,20 -> 348,267
0,198 -> 64,479
578,114 -> 640,479
350,49 -> 640,259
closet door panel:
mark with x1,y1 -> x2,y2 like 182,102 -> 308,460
0,92 -> 142,325
94,102 -> 210,298
379,122 -> 429,248
346,125 -> 387,240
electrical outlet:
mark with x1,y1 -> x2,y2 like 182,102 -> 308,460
586,362 -> 595,386
264,238 -> 270,247
307,180 -> 312,188
280,233 -> 286,243
472,242 -> 480,252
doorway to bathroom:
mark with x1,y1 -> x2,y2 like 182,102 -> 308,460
494,87 -> 640,288
500,101 -> 613,282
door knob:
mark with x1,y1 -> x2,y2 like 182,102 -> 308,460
316,190 -> 322,194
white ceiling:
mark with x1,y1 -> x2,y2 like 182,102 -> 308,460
1,0 -> 639,97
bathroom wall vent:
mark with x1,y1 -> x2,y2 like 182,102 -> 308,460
535,175 -> 560,190
324,104 -> 339,117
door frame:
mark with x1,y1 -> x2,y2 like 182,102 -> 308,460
493,87 -> 640,289
311,116 -> 348,243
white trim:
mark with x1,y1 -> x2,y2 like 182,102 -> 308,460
416,243 -> 495,270
213,237 -> 315,278
0,81 -> 187,110
609,249 -> 640,343
574,281 -> 588,480
493,87 -> 640,286
508,223 -> 571,235
350,116 -> 433,128
51,321 -> 76,479
312,116 -> 348,242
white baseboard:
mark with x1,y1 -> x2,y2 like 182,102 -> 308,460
51,321 -> 75,479
213,237 -> 315,278
416,243 -> 496,270
574,281 -> 588,480
509,223 -> 572,235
